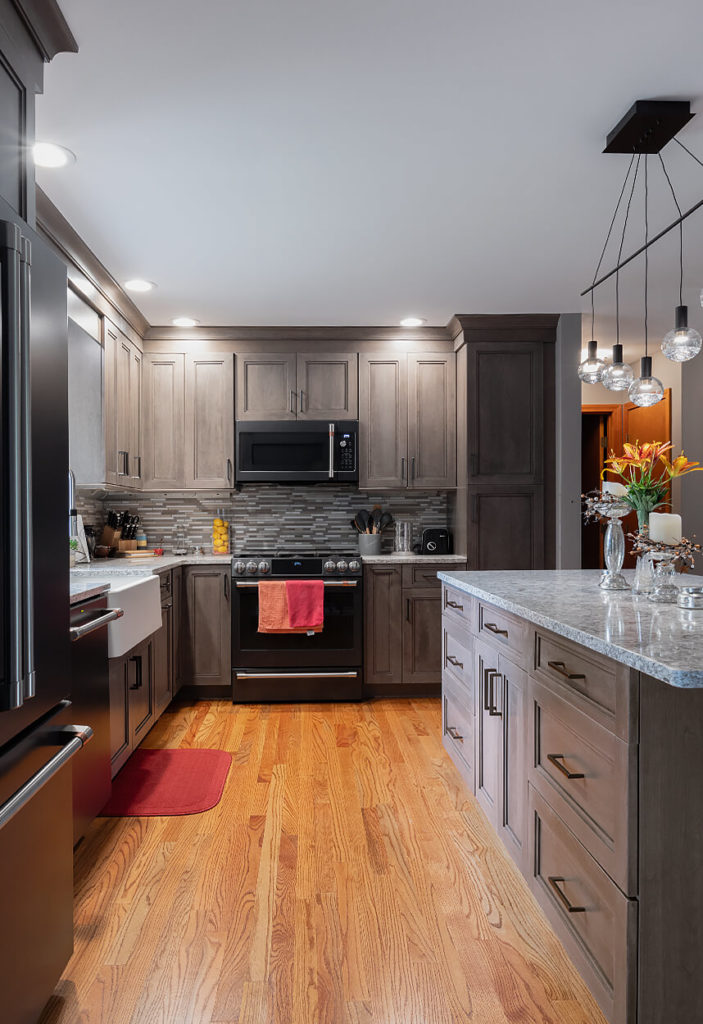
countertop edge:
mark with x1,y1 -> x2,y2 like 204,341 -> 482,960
69,582 -> 112,605
438,571 -> 703,689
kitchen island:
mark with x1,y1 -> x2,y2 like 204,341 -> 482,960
438,569 -> 703,1024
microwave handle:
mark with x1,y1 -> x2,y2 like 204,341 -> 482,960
328,423 -> 335,479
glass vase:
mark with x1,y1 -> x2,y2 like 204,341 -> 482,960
600,508 -> 630,591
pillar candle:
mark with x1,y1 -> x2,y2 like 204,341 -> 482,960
602,480 -> 627,497
648,512 -> 682,545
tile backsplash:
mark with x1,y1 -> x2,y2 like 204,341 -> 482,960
77,485 -> 450,554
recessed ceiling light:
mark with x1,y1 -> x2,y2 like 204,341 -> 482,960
124,279 -> 156,293
32,142 -> 76,168
172,317 -> 200,328
400,316 -> 427,328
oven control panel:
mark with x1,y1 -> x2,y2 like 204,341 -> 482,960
232,553 -> 361,577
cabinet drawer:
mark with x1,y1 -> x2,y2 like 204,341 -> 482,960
529,678 -> 636,896
534,630 -> 637,742
403,563 -> 465,590
442,585 -> 473,630
477,602 -> 529,667
442,674 -> 474,792
442,619 -> 472,689
529,786 -> 637,1024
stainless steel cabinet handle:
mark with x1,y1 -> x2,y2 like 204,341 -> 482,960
328,422 -> 335,479
1,220 -> 24,710
118,450 -> 129,476
546,753 -> 585,780
20,237 -> 36,699
226,457 -> 233,483
406,598 -> 412,623
401,457 -> 406,481
446,725 -> 464,742
483,668 -> 499,712
290,390 -> 297,415
129,654 -> 143,690
446,598 -> 464,611
133,455 -> 142,479
548,876 -> 586,914
446,653 -> 464,670
70,608 -> 124,641
236,671 -> 358,680
488,671 -> 502,717
235,579 -> 358,588
547,660 -> 586,681
0,725 -> 93,831
484,622 -> 508,637
411,456 -> 416,480
300,389 -> 304,413
224,574 -> 230,600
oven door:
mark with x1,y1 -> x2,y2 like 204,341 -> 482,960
235,421 -> 357,483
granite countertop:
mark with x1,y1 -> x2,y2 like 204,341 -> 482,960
361,553 -> 467,564
69,580 -> 112,605
70,554 -> 232,579
438,569 -> 703,689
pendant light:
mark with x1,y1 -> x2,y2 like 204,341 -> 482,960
578,340 -> 606,383
659,152 -> 702,361
629,157 -> 664,407
603,165 -> 637,392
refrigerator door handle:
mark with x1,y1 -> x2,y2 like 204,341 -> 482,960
20,237 -> 36,700
1,220 -> 25,710
0,725 -> 93,832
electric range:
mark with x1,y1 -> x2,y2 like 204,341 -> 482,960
231,550 -> 363,702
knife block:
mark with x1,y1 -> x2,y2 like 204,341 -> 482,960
99,525 -> 121,547
118,539 -> 138,552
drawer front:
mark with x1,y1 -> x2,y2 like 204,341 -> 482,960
442,673 -> 474,791
442,619 -> 472,689
442,585 -> 473,630
534,630 -> 637,742
529,678 -> 636,895
477,601 -> 529,667
529,786 -> 636,1024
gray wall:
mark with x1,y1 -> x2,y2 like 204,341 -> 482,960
682,355 -> 703,575
555,314 -> 582,568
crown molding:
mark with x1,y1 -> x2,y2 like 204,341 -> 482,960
11,0 -> 77,61
449,313 -> 561,344
144,324 -> 452,345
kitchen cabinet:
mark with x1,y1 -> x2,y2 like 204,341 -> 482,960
104,319 -> 143,488
184,353 -> 234,487
364,562 -> 463,694
153,571 -> 174,717
172,566 -> 183,694
108,636 -> 154,777
182,566 -> 231,691
142,353 -> 185,488
359,352 -> 456,489
236,351 -> 358,421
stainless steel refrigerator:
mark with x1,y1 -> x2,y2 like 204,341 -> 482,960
1,193 -> 92,1023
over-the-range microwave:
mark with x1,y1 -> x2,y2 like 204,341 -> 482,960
235,420 -> 358,483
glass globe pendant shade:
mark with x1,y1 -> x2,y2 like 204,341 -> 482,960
602,343 -> 634,391
661,305 -> 702,362
628,356 -> 664,407
578,339 -> 606,383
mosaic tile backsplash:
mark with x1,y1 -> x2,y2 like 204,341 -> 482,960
77,485 -> 450,554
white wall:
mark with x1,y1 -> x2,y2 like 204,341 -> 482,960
556,314 -> 582,568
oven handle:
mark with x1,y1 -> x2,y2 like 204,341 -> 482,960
235,671 -> 359,680
328,422 -> 335,479
234,580 -> 358,588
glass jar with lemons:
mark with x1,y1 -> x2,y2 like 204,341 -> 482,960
212,510 -> 230,555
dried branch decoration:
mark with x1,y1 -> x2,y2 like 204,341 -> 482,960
627,525 -> 702,570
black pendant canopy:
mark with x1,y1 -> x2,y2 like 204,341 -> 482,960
604,100 -> 693,154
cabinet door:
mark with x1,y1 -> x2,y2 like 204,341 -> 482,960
172,567 -> 183,695
467,341 -> 543,484
407,353 -> 456,488
153,602 -> 173,718
359,354 -> 408,489
402,589 -> 442,686
184,353 -> 234,488
129,640 -> 154,748
103,321 -> 119,485
142,353 -> 185,488
475,638 -> 502,828
468,488 -> 544,570
183,568 -> 232,687
498,656 -> 528,873
114,331 -> 133,482
363,566 -> 402,689
236,352 -> 297,421
129,343 -> 143,489
108,655 -> 131,776
297,353 -> 358,419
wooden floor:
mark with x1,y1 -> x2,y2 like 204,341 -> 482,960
40,699 -> 607,1024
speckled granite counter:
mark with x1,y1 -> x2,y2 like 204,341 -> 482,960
361,553 -> 466,564
69,580 -> 112,605
438,569 -> 703,689
70,554 -> 231,580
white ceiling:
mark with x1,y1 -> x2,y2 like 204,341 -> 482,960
36,0 -> 703,338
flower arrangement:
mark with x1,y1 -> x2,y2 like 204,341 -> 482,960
602,441 -> 703,527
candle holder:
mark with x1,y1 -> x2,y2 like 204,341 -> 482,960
582,492 -> 632,590
627,528 -> 702,605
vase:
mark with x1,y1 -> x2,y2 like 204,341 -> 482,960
600,506 -> 630,591
637,509 -> 650,531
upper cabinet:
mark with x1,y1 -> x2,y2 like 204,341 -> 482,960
142,352 -> 234,490
184,353 -> 234,488
359,352 -> 456,489
104,320 -> 143,489
236,352 -> 358,421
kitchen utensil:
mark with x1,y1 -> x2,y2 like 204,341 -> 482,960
371,508 -> 382,534
379,512 -> 394,531
350,519 -> 360,533
355,510 -> 370,533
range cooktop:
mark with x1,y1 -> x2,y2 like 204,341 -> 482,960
231,550 -> 362,578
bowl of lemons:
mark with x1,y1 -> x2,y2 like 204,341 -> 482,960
212,513 -> 230,555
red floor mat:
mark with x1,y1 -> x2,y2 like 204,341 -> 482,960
100,748 -> 231,816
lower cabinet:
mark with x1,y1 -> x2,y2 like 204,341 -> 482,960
364,562 -> 465,694
108,636 -> 155,777
181,566 -> 232,690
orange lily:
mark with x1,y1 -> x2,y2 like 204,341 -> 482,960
661,452 -> 703,478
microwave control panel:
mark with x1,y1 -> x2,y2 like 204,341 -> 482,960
336,432 -> 356,471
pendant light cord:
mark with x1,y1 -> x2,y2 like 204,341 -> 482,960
673,136 -> 703,171
589,153 -> 637,339
658,153 -> 684,306
644,155 -> 649,357
614,154 -> 641,344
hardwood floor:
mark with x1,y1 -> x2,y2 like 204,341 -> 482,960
40,699 -> 607,1024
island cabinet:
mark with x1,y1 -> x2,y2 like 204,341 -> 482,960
440,577 -> 703,1024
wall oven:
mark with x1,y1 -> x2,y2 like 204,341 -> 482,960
231,551 -> 363,701
235,420 -> 358,483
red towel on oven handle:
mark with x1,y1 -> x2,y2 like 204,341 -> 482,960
285,579 -> 325,631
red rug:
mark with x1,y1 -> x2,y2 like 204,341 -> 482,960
101,748 -> 231,816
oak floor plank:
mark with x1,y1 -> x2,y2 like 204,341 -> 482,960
40,698 -> 608,1024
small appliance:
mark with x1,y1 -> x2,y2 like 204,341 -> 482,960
421,528 -> 451,555
236,420 -> 358,483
